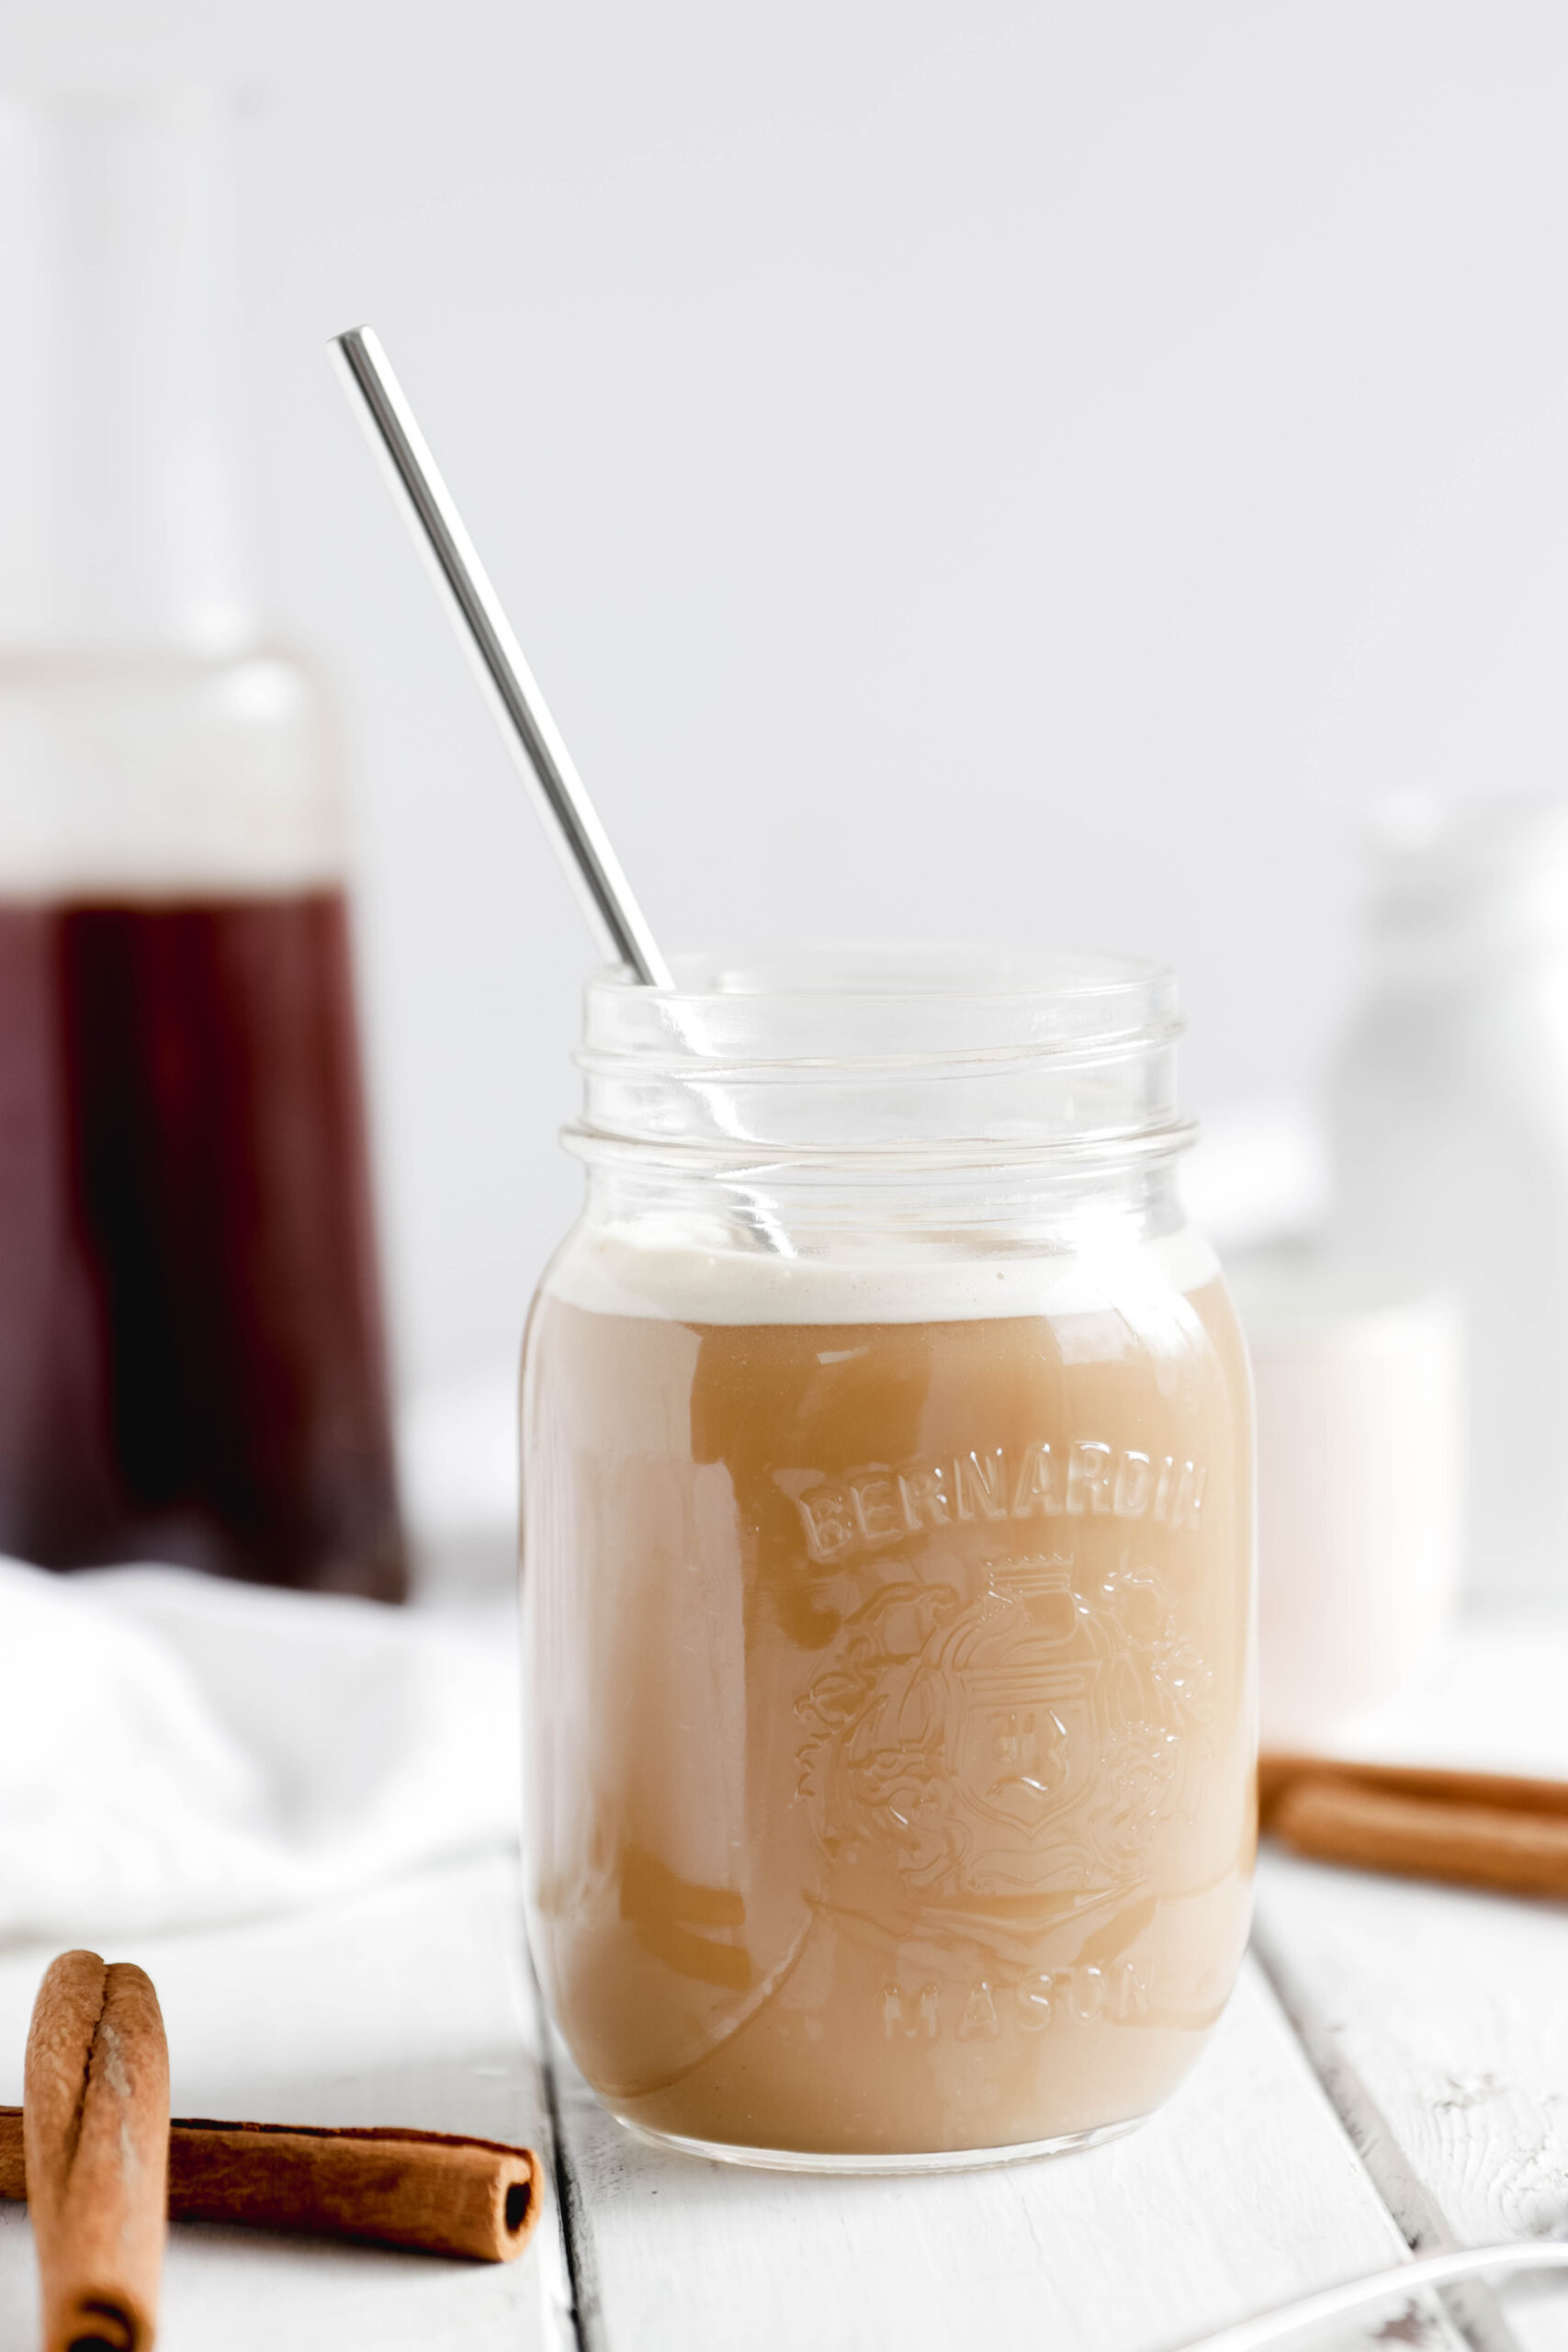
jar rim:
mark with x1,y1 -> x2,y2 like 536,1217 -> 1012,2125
569,945 -> 1189,1171
581,946 -> 1179,1066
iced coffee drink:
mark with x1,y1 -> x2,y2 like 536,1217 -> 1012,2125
522,953 -> 1254,2167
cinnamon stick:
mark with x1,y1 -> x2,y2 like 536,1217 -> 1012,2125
24,1950 -> 169,2352
1259,1751 -> 1568,1823
1259,1752 -> 1568,1897
0,2109 -> 541,2265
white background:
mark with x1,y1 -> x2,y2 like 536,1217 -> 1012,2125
8,1 -> 1568,1397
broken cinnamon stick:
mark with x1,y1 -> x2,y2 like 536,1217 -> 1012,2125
0,2109 -> 541,2265
24,1950 -> 169,2352
1259,1752 -> 1568,1897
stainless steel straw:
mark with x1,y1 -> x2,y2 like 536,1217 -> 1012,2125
330,324 -> 672,990
1166,2238 -> 1568,2352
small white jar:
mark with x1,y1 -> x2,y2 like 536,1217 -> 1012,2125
1229,1255 -> 1464,1747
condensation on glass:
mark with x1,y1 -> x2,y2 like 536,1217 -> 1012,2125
522,951 -> 1255,2170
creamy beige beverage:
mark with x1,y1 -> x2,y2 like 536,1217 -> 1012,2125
523,1225 -> 1255,2163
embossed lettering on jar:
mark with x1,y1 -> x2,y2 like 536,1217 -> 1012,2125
521,952 -> 1255,2171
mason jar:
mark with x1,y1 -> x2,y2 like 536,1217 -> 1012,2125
522,950 -> 1254,2171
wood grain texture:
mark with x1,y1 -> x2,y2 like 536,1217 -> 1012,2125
7,1804 -> 1562,2352
548,1958 -> 1464,2352
1255,1849 -> 1568,2352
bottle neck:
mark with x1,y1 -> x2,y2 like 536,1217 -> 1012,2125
1359,797 -> 1568,991
0,91 -> 254,654
1364,874 -> 1568,993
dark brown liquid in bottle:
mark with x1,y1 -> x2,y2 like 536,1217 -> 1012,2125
0,888 -> 406,1598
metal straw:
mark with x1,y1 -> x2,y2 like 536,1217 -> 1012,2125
1166,2238 -> 1568,2352
330,324 -> 672,990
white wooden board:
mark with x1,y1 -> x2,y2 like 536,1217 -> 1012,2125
549,1956 -> 1464,2352
7,1782 -> 1566,2350
0,1854 -> 574,2352
1256,1847 -> 1568,2352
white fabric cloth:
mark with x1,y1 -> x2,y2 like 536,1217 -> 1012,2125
1,1557 -> 520,1946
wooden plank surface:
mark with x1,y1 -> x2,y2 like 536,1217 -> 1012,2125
1256,1847 -> 1568,2352
6,1739 -> 1565,2349
549,1955 -> 1463,2352
0,1855 -> 574,2352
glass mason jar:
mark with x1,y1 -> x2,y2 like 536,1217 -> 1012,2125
522,951 -> 1255,2171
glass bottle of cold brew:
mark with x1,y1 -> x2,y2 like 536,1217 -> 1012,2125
0,92 -> 406,1599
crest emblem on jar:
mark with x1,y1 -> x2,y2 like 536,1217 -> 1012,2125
795,1555 -> 1209,1907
